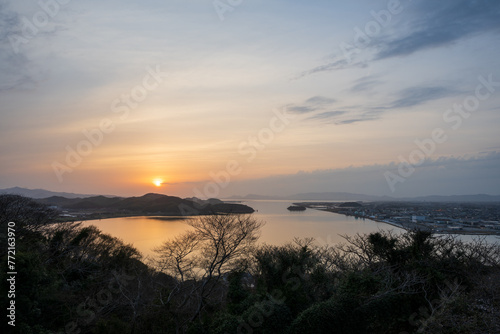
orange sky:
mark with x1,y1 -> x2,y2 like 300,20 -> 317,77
1,1 -> 500,198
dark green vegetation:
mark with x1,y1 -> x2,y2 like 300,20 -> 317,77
35,193 -> 254,221
1,195 -> 500,333
287,205 -> 306,211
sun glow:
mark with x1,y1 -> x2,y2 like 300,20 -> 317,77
153,179 -> 163,187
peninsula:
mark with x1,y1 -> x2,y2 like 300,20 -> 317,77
296,201 -> 500,236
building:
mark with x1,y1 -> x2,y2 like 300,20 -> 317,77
412,215 -> 426,223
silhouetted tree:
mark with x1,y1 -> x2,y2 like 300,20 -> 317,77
152,214 -> 264,331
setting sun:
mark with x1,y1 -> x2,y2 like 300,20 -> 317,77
153,179 -> 163,187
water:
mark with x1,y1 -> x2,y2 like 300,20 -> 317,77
81,200 -> 499,258
81,216 -> 194,258
241,200 -> 403,245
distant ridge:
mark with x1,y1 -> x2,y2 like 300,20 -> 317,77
230,192 -> 393,201
0,187 -> 117,199
230,192 -> 500,202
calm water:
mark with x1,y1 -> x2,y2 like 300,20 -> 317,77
82,200 -> 499,258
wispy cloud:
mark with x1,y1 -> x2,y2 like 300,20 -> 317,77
375,0 -> 500,60
286,96 -> 377,125
333,108 -> 382,125
0,0 -> 71,91
298,0 -> 500,78
336,116 -> 376,125
287,95 -> 337,114
287,96 -> 377,125
293,82 -> 458,127
305,96 -> 336,105
350,76 -> 383,93
306,111 -> 347,122
389,86 -> 460,109
0,1 -> 32,91
295,58 -> 367,79
288,105 -> 316,113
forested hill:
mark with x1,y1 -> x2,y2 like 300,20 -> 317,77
35,193 -> 254,215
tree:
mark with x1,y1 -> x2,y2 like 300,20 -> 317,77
152,214 -> 264,329
0,195 -> 152,333
0,194 -> 58,249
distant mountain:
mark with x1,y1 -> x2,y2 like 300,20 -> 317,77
0,187 -> 116,199
230,192 -> 392,201
287,192 -> 394,201
35,193 -> 254,215
234,194 -> 281,200
230,192 -> 500,202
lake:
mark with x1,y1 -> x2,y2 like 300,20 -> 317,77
81,199 -> 499,258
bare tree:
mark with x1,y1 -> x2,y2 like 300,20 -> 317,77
153,231 -> 200,282
152,214 -> 264,327
191,214 -> 263,279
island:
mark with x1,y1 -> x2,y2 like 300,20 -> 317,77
287,205 -> 306,211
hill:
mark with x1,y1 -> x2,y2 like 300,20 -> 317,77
36,193 -> 254,215
0,187 -> 116,199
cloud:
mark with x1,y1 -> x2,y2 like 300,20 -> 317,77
0,0 -> 71,92
389,86 -> 460,109
336,118 -> 368,125
0,1 -> 33,91
221,151 -> 500,197
350,76 -> 383,93
287,95 -> 336,114
305,96 -> 336,105
298,0 -> 500,78
295,58 -> 367,79
287,105 -> 315,113
310,109 -> 381,125
286,96 -> 379,125
288,93 -> 387,125
334,110 -> 381,125
306,111 -> 347,123
375,0 -> 500,60
294,83 -> 456,127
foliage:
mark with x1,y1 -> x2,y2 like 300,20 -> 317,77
0,195 -> 150,333
1,195 -> 499,333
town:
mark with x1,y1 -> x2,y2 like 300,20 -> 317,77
297,201 -> 500,235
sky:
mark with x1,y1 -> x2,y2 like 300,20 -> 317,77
1,0 -> 500,198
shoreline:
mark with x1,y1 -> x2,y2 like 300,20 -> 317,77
303,206 -> 500,237
57,212 -> 194,223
